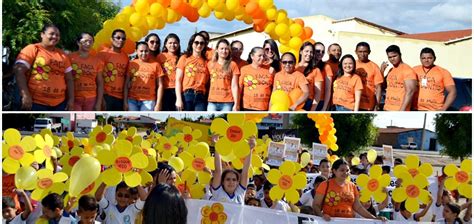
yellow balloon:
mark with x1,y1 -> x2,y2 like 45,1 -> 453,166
300,152 -> 311,167
351,157 -> 360,166
275,10 -> 288,23
129,26 -> 143,42
207,0 -> 220,9
190,0 -> 204,8
169,156 -> 184,172
259,0 -> 273,10
214,11 -> 225,20
367,149 -> 377,163
274,23 -> 289,37
266,7 -> 277,20
270,104 -> 288,111
198,2 -> 211,18
15,166 -> 37,190
270,90 -> 290,105
289,23 -> 303,37
150,3 -> 165,16
289,36 -> 302,49
264,22 -> 276,34
121,6 -> 135,16
135,0 -> 150,15
69,157 -> 101,197
129,12 -> 145,27
225,0 -> 239,11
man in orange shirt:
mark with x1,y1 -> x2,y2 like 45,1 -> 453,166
355,42 -> 384,111
413,48 -> 456,111
381,45 -> 417,111
325,43 -> 341,109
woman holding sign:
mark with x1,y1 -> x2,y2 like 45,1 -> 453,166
313,159 -> 387,221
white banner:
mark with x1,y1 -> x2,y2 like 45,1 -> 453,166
267,142 -> 285,167
284,137 -> 301,162
383,145 -> 394,167
312,143 -> 328,165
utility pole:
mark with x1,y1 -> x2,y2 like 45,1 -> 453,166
420,113 -> 427,151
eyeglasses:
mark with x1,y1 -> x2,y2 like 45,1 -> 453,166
148,40 -> 159,45
193,41 -> 206,45
281,60 -> 295,65
232,47 -> 243,52
114,36 -> 126,41
117,193 -> 130,198
315,50 -> 325,54
264,48 -> 272,52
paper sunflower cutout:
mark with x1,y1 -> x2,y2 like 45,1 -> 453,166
179,142 -> 213,185
89,125 -> 115,146
59,146 -> 84,175
356,165 -> 390,202
156,136 -> 179,161
30,169 -> 68,201
210,114 -> 257,161
177,170 -> 207,199
132,141 -> 157,186
394,154 -> 433,178
392,171 -> 431,213
39,129 -> 60,146
118,127 -> 142,145
444,159 -> 472,198
60,132 -> 81,153
176,126 -> 202,149
201,202 -> 227,224
2,128 -> 36,174
97,140 -> 148,187
254,136 -> 271,159
245,113 -> 268,123
34,134 -> 58,170
146,131 -> 162,146
267,161 -> 307,204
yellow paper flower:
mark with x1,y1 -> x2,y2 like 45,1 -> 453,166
39,129 -> 60,146
146,131 -> 162,146
185,64 -> 197,77
118,127 -> 142,145
243,75 -> 258,90
130,68 -> 138,82
444,159 -> 472,198
210,69 -> 218,83
210,114 -> 257,161
97,140 -> 148,187
356,165 -> 391,202
179,142 -> 213,185
254,136 -> 271,159
59,146 -> 84,175
176,171 -> 206,199
394,154 -> 433,178
132,140 -> 157,186
267,161 -> 307,204
162,61 -> 174,76
156,136 -> 178,161
392,171 -> 431,213
31,57 -> 51,81
176,126 -> 202,149
2,128 -> 36,174
34,134 -> 58,170
201,202 -> 227,224
60,132 -> 80,153
104,62 -> 118,83
71,63 -> 83,79
325,191 -> 341,206
245,113 -> 268,123
30,169 -> 68,201
89,125 -> 115,146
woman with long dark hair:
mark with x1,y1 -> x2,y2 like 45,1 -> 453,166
157,33 -> 181,111
332,54 -> 363,111
142,184 -> 187,224
145,33 -> 161,60
262,39 -> 281,74
297,42 -> 323,111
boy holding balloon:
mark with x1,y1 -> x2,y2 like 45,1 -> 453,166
2,189 -> 32,224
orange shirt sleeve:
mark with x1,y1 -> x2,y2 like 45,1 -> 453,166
177,55 -> 187,70
442,68 -> 455,86
296,71 -> 309,87
324,64 -> 334,79
313,68 -> 324,82
315,180 -> 329,195
354,75 -> 363,90
15,44 -> 38,68
403,65 -> 418,81
372,62 -> 384,86
155,61 -> 164,78
230,61 -> 240,76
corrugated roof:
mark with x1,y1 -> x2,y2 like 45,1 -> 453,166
398,29 -> 472,42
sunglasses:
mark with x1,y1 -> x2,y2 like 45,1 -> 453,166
264,48 -> 272,52
193,41 -> 206,45
281,60 -> 295,65
114,36 -> 126,41
117,193 -> 130,198
315,50 -> 325,54
148,40 -> 159,45
232,47 -> 243,51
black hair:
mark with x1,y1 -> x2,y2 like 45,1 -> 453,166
247,47 -> 264,64
263,181 -> 273,191
152,163 -> 176,185
221,169 -> 240,187
247,183 -> 256,189
382,165 -> 391,174
212,39 -> 232,72
231,40 -> 244,49
111,29 -> 126,38
75,32 -> 94,44
185,33 -> 207,59
356,42 -> 371,51
313,42 -> 327,70
331,159 -> 349,173
162,33 -> 182,60
135,41 -> 148,50
319,158 -> 329,166
298,42 -> 316,76
142,184 -> 187,224
245,197 -> 261,206
313,175 -> 327,187
336,54 -> 356,78
360,153 -> 368,160
420,47 -> 436,59
2,196 -> 15,209
41,24 -> 59,33
446,202 -> 461,220
263,39 -> 281,72
42,193 -> 64,211
116,181 -> 130,192
145,33 -> 161,56
394,157 -> 403,165
328,43 -> 341,52
129,187 -> 139,195
375,155 -> 384,165
78,195 -> 98,212
198,30 -> 210,42
386,45 -> 401,56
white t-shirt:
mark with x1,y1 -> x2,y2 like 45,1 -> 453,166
3,214 -> 26,224
204,184 -> 212,200
432,203 -> 444,221
255,187 -> 264,200
210,184 -> 246,205
260,199 -> 289,211
436,218 -> 463,224
393,211 -> 416,222
99,198 -> 144,224
298,189 -> 315,207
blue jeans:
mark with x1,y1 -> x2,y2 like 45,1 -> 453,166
104,95 -> 124,111
207,102 -> 233,111
128,99 -> 156,111
316,100 -> 325,111
303,99 -> 313,111
162,88 -> 177,111
335,105 -> 352,111
32,101 -> 67,111
183,90 -> 207,111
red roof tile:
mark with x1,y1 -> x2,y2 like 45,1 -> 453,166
398,29 -> 472,42
378,128 -> 420,134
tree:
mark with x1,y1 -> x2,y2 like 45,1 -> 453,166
292,114 -> 377,156
434,114 -> 471,160
2,0 -> 120,64
2,114 -> 46,130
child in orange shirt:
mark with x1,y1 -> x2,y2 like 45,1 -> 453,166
332,54 -> 363,111
124,42 -> 163,111
157,33 -> 181,111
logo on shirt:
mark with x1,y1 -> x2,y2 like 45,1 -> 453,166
130,68 -> 138,82
185,64 -> 197,77
162,61 -> 174,76
104,62 -> 118,83
325,191 -> 341,206
210,69 -> 218,83
71,63 -> 83,79
32,56 -> 51,81
275,80 -> 282,90
243,75 -> 258,90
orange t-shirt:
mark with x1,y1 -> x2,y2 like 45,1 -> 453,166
413,65 -> 455,111
97,48 -> 129,99
15,43 -> 72,106
127,59 -> 163,101
272,70 -> 308,94
356,60 -> 384,110
157,52 -> 178,89
2,174 -> 20,210
332,74 -> 363,110
239,65 -> 273,110
234,58 -> 249,70
177,55 -> 209,93
206,48 -> 215,61
207,61 -> 240,103
296,66 -> 324,100
326,60 -> 339,78
316,179 -> 360,218
69,52 -> 105,99
384,63 -> 418,111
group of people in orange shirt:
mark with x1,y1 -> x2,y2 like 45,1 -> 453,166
13,24 -> 457,111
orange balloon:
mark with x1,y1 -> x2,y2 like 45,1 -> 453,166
252,9 -> 265,19
245,1 -> 258,15
186,9 -> 199,22
294,18 -> 305,27
170,0 -> 182,10
288,88 -> 305,110
157,0 -> 171,7
253,23 -> 265,32
303,27 -> 313,39
240,0 -> 250,5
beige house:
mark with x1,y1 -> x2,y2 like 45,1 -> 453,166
210,15 -> 472,78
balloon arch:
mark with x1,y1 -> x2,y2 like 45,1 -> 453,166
93,0 -> 314,56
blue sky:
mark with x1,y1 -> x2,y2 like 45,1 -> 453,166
114,0 -> 472,47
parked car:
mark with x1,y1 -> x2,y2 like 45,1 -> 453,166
401,142 -> 418,150
448,77 -> 472,111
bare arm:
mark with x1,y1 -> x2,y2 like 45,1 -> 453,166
399,79 -> 417,111
212,135 -> 222,189
95,72 -> 104,111
155,76 -> 164,111
414,195 -> 433,221
354,89 -> 362,111
441,85 -> 456,111
322,76 -> 332,111
123,75 -> 130,111
231,75 -> 239,111
16,189 -> 32,220
311,81 -> 322,111
240,136 -> 255,187
14,64 -> 33,110
137,185 -> 147,201
375,84 -> 382,111
313,192 -> 331,221
95,183 -> 107,201
436,177 -> 445,206
353,196 -> 378,219
377,187 -> 389,210
175,68 -> 184,111
65,71 -> 75,111
290,82 -> 309,111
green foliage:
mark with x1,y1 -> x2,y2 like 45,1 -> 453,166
435,114 -> 472,160
2,114 -> 45,130
292,114 -> 377,156
2,0 -> 120,64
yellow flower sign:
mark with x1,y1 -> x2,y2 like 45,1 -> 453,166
392,170 -> 431,213
267,161 -> 306,204
60,132 -> 80,153
89,125 -> 115,146
201,202 -> 227,224
59,146 -> 84,175
34,134 -> 57,170
394,154 -> 433,178
177,126 -> 202,149
2,128 -> 36,174
356,165 -> 390,202
444,159 -> 472,198
31,169 -> 68,201
156,136 -> 179,161
179,142 -> 213,185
